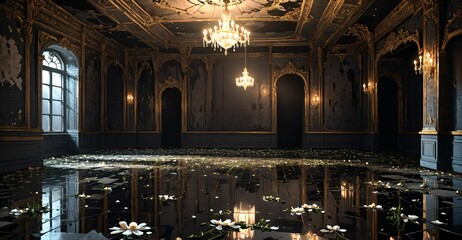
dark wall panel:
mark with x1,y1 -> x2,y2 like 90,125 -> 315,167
448,35 -> 462,130
209,56 -> 271,131
187,59 -> 207,131
0,15 -> 26,127
106,63 -> 124,130
84,50 -> 101,131
323,55 -> 361,131
136,61 -> 155,131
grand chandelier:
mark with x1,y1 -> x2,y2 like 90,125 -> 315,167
203,0 -> 250,55
236,46 -> 254,90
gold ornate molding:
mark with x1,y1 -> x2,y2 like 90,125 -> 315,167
345,24 -> 373,58
376,29 -> 421,61
442,4 -> 462,50
272,61 -> 307,85
158,76 -> 183,93
375,0 -> 420,41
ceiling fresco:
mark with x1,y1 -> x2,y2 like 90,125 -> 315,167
50,0 -> 404,51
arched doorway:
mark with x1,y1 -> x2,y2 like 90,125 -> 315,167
161,88 -> 182,148
277,74 -> 305,148
377,43 -> 422,153
378,77 -> 399,151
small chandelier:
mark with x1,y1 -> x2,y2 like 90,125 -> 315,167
203,0 -> 250,55
236,46 -> 254,90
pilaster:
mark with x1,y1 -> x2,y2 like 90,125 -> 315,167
420,0 -> 452,171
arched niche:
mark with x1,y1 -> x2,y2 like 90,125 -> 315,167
272,61 -> 309,133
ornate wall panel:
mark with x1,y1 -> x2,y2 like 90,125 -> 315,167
136,61 -> 155,131
106,63 -> 124,131
209,55 -> 271,131
0,14 -> 26,127
323,54 -> 361,131
187,59 -> 207,131
84,50 -> 102,131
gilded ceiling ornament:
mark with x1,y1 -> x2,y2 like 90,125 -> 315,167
278,8 -> 301,21
155,0 -> 187,14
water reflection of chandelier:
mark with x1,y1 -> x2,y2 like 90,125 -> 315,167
203,0 -> 250,55
235,47 -> 254,90
232,203 -> 255,239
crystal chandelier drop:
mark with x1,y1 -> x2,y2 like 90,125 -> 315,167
203,0 -> 250,55
236,47 -> 254,90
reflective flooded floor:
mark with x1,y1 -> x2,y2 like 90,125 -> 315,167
0,149 -> 461,240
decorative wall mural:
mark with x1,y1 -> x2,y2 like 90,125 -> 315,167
188,59 -> 206,131
323,55 -> 361,131
84,50 -> 102,131
0,35 -> 23,91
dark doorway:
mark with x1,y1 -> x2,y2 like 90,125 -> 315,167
378,78 -> 398,151
162,88 -> 181,148
277,74 -> 304,148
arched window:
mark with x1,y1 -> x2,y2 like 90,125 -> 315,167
42,47 -> 79,132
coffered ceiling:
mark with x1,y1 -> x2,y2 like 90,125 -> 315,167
50,0 -> 403,52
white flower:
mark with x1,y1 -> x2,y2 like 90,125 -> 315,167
290,207 -> 305,215
9,208 -> 24,216
364,203 -> 382,210
301,203 -> 320,211
77,193 -> 91,199
109,221 -> 151,236
270,226 -> 279,230
210,219 -> 241,231
103,186 -> 112,191
401,214 -> 418,222
159,195 -> 175,201
430,220 -> 445,225
320,225 -> 347,233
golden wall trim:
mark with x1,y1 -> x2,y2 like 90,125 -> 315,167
0,136 -> 43,142
452,131 -> 462,136
305,131 -> 376,134
182,131 -> 275,134
0,127 -> 43,132
419,130 -> 438,135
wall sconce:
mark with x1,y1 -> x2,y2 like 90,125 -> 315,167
126,93 -> 134,104
311,93 -> 320,106
414,52 -> 434,76
362,82 -> 374,94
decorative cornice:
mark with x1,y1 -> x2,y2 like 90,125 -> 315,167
273,61 -> 307,86
442,4 -> 462,50
159,76 -> 182,93
376,29 -> 421,60
345,24 -> 373,58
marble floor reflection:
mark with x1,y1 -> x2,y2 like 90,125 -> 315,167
0,149 -> 461,240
